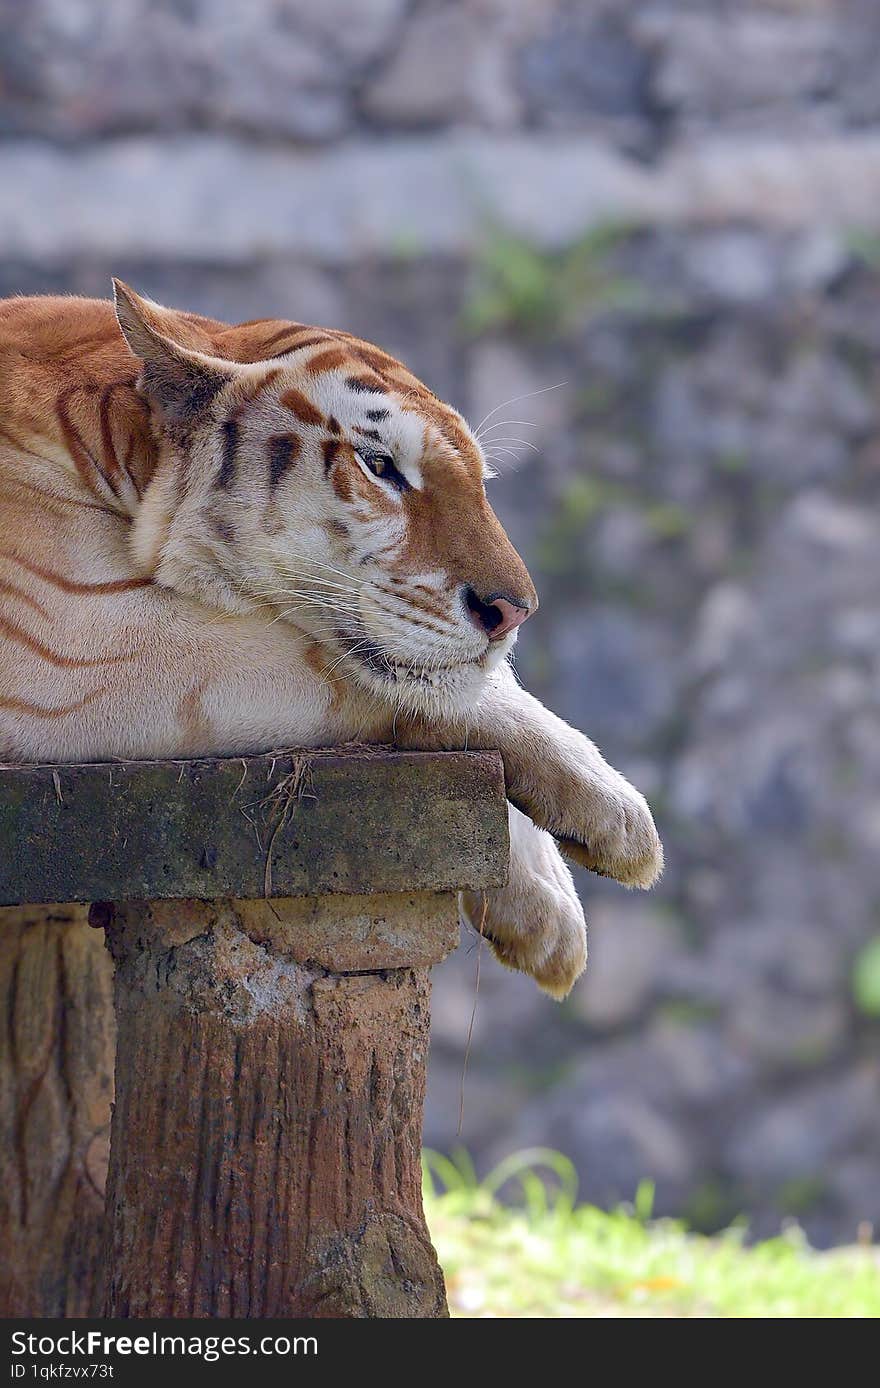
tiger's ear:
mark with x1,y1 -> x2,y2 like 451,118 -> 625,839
112,279 -> 233,429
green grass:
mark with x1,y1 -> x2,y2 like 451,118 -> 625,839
423,1150 -> 880,1318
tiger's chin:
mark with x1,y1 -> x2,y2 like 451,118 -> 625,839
347,636 -> 506,721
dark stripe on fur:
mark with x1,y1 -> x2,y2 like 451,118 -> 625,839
346,375 -> 388,395
210,513 -> 235,544
217,419 -> 239,489
268,433 -> 301,488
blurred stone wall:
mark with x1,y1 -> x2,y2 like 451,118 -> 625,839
2,0 -> 880,1244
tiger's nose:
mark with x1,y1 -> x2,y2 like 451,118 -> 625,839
465,588 -> 533,642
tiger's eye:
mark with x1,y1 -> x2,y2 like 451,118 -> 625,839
357,447 -> 410,491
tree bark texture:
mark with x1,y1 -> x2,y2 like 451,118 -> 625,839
103,895 -> 456,1318
0,904 -> 114,1317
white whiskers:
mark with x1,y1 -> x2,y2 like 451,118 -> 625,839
473,382 -> 566,441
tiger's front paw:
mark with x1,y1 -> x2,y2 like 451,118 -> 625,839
509,732 -> 664,890
460,806 -> 587,999
554,778 -> 664,889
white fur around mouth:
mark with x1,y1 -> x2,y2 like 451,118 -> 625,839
349,637 -> 485,684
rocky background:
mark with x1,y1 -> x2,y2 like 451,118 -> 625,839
2,0 -> 880,1245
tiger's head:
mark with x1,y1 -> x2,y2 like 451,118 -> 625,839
115,281 -> 537,718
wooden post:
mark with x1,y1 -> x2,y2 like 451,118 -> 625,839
0,750 -> 508,1319
0,904 -> 114,1317
103,895 -> 454,1317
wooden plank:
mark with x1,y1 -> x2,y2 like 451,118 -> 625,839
0,749 -> 508,906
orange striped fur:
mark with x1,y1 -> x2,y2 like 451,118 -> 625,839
0,283 -> 534,761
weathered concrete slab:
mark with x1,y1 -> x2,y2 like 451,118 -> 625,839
0,749 -> 508,907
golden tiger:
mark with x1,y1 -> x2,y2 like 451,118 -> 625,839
0,282 -> 662,996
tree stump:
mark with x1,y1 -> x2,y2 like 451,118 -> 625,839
0,750 -> 508,1319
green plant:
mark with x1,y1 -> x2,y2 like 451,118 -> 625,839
777,1175 -> 827,1218
644,501 -> 692,539
852,935 -> 880,1017
463,225 -> 644,339
423,1145 -> 578,1220
682,1179 -> 742,1235
533,475 -> 624,575
846,228 -> 880,273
